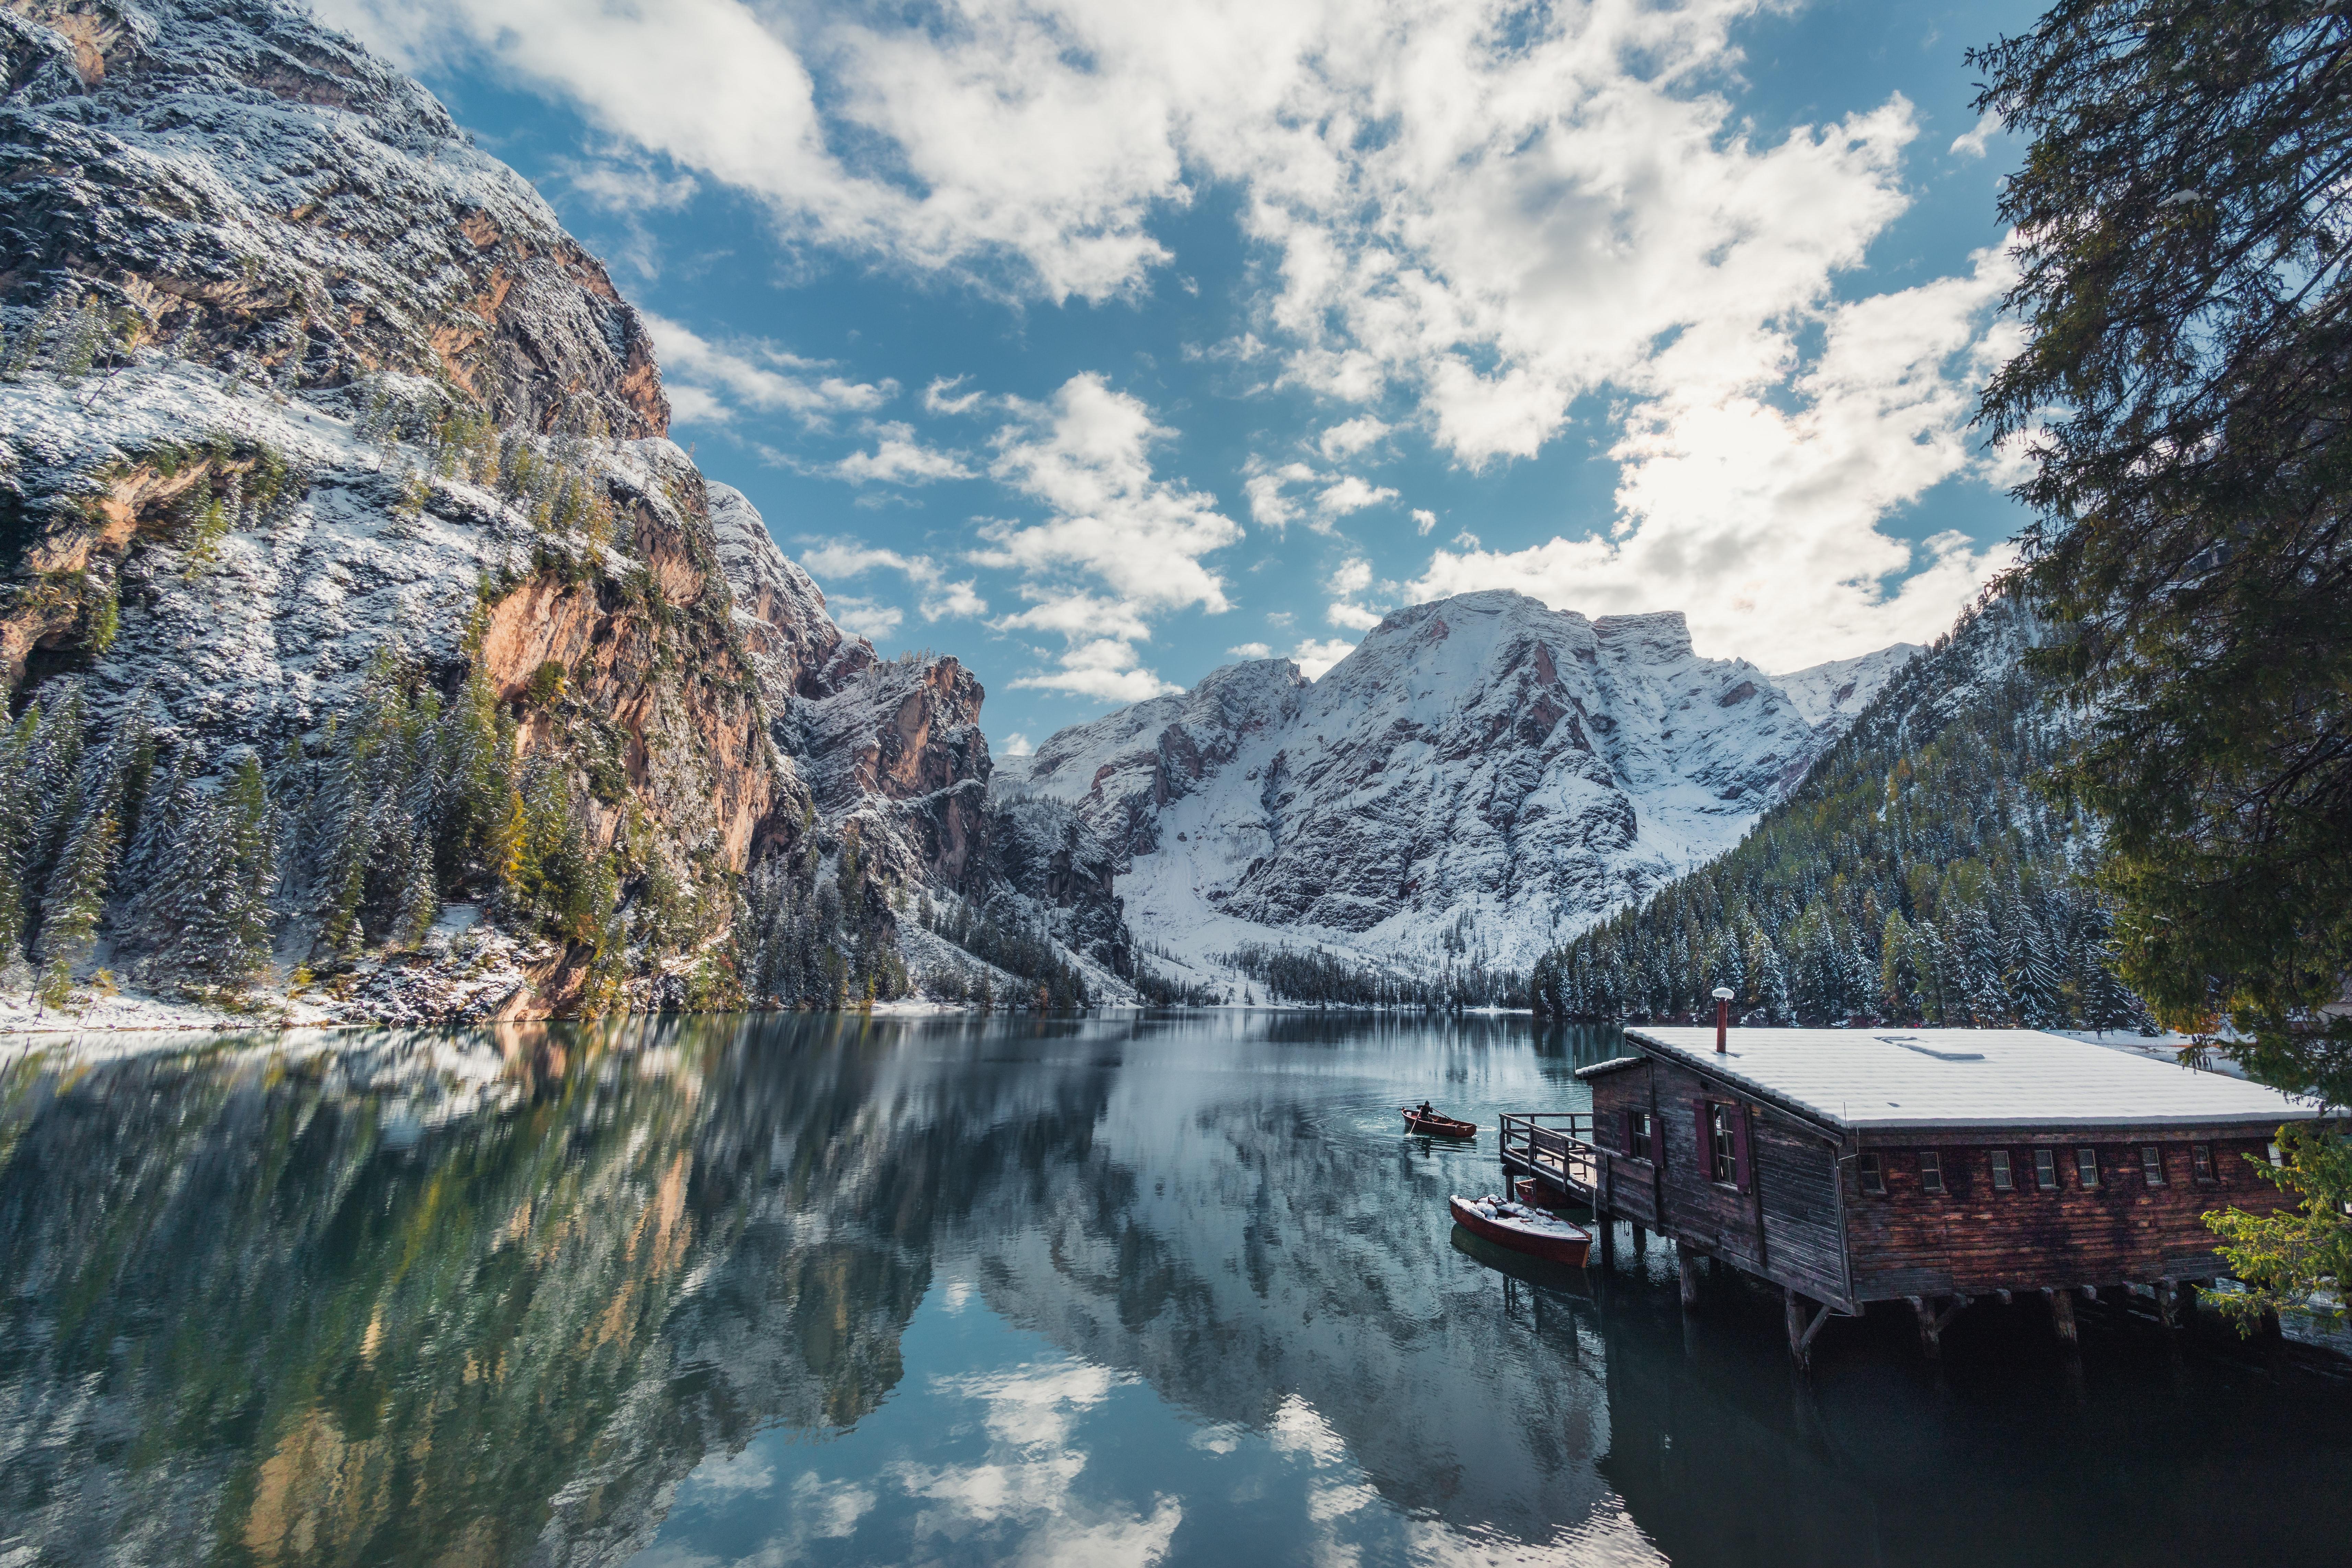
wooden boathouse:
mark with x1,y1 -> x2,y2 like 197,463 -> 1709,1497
1501,1027 -> 2324,1362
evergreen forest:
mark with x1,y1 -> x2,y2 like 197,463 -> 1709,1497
1530,595 -> 2149,1030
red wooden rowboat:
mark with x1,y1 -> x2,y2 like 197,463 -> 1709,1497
1448,1194 -> 1592,1265
1402,1107 -> 1478,1138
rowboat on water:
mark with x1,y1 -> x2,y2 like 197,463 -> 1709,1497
1448,1194 -> 1592,1265
1402,1107 -> 1478,1138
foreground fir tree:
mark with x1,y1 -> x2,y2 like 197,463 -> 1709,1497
1974,0 -> 2352,1324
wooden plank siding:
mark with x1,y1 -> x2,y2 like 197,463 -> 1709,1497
1590,1056 -> 1849,1306
1843,1129 -> 2281,1299
1583,1041 -> 2304,1310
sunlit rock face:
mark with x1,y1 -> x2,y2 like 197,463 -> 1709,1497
0,0 -> 799,1019
0,0 -> 666,440
1000,591 -> 1917,971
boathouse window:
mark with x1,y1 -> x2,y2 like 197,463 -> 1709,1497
2034,1148 -> 2059,1191
1627,1110 -> 1654,1163
1989,1149 -> 2014,1192
1710,1104 -> 1738,1185
2076,1147 -> 2100,1189
1918,1150 -> 1946,1195
2192,1143 -> 2216,1183
1859,1152 -> 1885,1195
2141,1145 -> 2165,1186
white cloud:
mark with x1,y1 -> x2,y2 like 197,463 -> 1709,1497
1412,508 -> 1437,536
830,422 -> 975,485
800,540 -> 987,621
1406,244 -> 2023,669
1325,556 -> 1384,629
827,595 -> 904,640
1241,459 -> 1318,532
642,313 -> 893,428
1950,109 -> 2004,159
557,157 -> 698,213
1315,475 -> 1397,519
320,0 -> 2021,657
1242,459 -> 1392,536
1290,637 -> 1358,679
1227,641 -> 1273,659
1007,637 -> 1181,703
1000,731 -> 1034,756
1317,416 -> 1390,460
976,373 -> 1239,702
924,374 -> 986,415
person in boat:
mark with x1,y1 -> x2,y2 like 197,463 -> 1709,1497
1416,1100 -> 1433,1119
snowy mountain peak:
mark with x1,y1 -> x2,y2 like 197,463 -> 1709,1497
1011,591 -> 1918,975
1773,642 -> 1927,733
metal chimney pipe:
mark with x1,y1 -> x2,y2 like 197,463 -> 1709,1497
1712,986 -> 1734,1052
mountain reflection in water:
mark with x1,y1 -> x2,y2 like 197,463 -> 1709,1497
1,1013 -> 2347,1567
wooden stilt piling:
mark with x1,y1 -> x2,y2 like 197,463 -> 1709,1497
1678,1249 -> 1701,1310
1912,1295 -> 1942,1358
2049,1286 -> 2078,1346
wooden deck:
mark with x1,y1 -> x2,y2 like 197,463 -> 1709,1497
1499,1113 -> 1604,1203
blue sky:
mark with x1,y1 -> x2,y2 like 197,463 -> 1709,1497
319,0 -> 2040,752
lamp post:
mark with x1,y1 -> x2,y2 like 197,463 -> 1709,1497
1712,986 -> 1734,1052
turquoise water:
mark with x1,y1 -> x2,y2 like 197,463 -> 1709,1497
2,1011 -> 2348,1566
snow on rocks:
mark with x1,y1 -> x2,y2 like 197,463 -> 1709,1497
1008,591 -> 1918,974
0,0 -> 667,439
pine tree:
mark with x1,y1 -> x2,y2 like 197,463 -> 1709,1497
34,808 -> 116,972
0,704 -> 44,965
165,754 -> 277,986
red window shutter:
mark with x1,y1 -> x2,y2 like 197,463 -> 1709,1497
1733,1106 -> 1753,1193
1695,1099 -> 1712,1177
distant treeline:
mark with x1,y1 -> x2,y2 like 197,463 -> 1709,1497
1531,597 -> 2148,1030
1225,941 -> 1526,1010
916,893 -> 1093,1009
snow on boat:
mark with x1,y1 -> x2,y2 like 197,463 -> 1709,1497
1449,1194 -> 1591,1265
1403,1108 -> 1478,1138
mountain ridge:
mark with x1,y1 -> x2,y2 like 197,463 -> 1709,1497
999,589 -> 1920,977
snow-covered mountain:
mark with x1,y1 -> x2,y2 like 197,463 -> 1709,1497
0,0 -> 1125,1025
1772,642 -> 1924,734
997,591 -> 1917,973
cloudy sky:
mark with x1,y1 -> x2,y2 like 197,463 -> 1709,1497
315,0 -> 2035,752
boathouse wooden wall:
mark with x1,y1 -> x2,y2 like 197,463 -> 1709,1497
1588,1059 -> 1848,1306
1840,1128 -> 2281,1299
1590,1045 -> 2307,1307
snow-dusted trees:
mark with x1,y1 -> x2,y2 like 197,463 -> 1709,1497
1531,599 -> 2150,1030
156,753 -> 278,985
0,644 -> 618,996
733,830 -> 913,1009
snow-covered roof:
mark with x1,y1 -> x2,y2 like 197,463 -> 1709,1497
1621,1027 -> 2321,1132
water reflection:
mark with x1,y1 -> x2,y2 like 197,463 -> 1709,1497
0,1014 -> 2346,1567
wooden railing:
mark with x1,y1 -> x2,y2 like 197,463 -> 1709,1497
1499,1112 -> 1602,1198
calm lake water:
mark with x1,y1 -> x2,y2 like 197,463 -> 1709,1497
3,1012 -> 2349,1567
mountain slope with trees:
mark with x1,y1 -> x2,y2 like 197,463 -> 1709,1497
1531,593 -> 2147,1029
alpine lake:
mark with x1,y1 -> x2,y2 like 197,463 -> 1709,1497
4,1013 -> 2349,1568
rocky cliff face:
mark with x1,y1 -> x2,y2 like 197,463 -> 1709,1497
0,0 -> 665,442
0,0 -> 800,1022
999,591 -> 1916,973
709,493 -> 1136,990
